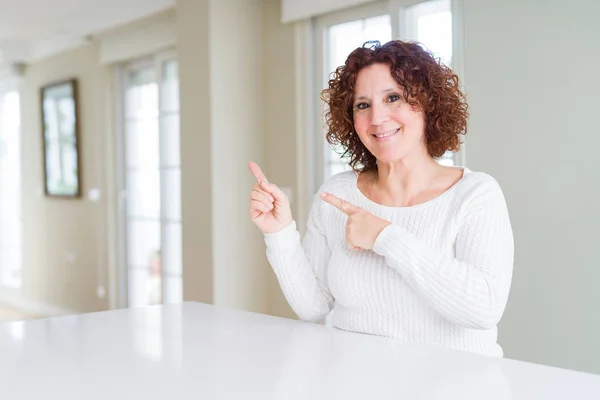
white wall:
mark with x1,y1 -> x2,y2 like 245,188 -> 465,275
462,0 -> 600,374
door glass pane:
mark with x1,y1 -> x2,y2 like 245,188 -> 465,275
125,119 -> 159,168
126,169 -> 161,219
162,169 -> 181,221
124,58 -> 182,307
125,65 -> 160,307
125,88 -> 158,120
410,0 -> 454,164
163,222 -> 182,276
413,1 -> 452,67
164,276 -> 182,304
328,162 -> 352,177
129,267 -> 161,307
328,15 -> 392,80
127,220 -> 161,269
160,115 -> 180,167
0,91 -> 22,288
161,60 -> 179,113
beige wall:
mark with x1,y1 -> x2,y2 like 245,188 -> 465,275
19,44 -> 111,313
262,0 -> 297,319
462,0 -> 600,374
176,0 -> 214,306
210,0 -> 268,312
177,0 -> 280,315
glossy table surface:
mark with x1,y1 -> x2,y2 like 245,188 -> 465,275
1,302 -> 599,399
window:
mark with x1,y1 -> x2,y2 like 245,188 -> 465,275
315,0 -> 455,182
0,90 -> 22,288
118,51 -> 182,307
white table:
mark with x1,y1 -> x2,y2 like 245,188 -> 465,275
0,302 -> 599,399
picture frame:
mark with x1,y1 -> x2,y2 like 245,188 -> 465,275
40,78 -> 81,198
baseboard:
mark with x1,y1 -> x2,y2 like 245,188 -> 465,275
0,287 -> 77,318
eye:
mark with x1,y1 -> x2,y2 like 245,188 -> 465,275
387,94 -> 401,103
354,102 -> 369,110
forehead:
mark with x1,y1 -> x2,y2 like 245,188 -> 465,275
354,63 -> 400,93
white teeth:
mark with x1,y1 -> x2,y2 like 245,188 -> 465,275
374,128 -> 399,138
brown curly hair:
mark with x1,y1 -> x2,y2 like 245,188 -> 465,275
320,40 -> 468,172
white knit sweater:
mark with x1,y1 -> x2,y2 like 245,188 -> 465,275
264,168 -> 514,356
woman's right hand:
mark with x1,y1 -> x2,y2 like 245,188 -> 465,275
248,162 -> 293,234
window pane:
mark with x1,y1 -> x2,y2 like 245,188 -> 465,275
125,71 -> 158,120
364,15 -> 392,42
128,66 -> 155,86
160,115 -> 180,167
162,59 -> 178,82
164,276 -> 182,304
127,220 -> 161,269
163,222 -> 182,276
60,143 -> 78,189
161,60 -> 179,113
437,157 -> 454,166
129,267 -> 161,307
125,119 -> 159,168
127,169 -> 161,219
44,142 -> 61,185
124,59 -> 181,308
0,91 -> 22,288
328,15 -> 392,77
328,162 -> 352,177
162,168 -> 181,220
417,11 -> 452,66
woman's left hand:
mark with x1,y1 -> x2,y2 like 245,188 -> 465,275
320,192 -> 391,250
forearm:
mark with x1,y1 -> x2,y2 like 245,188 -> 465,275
373,224 -> 513,329
265,222 -> 334,321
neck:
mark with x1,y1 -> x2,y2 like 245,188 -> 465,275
372,154 -> 442,205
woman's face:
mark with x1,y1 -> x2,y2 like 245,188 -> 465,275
352,63 -> 427,164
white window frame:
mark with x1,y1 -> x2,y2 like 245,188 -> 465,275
115,49 -> 181,308
298,0 -> 466,220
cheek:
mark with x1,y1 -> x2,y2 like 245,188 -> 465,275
393,107 -> 424,133
353,114 -> 369,136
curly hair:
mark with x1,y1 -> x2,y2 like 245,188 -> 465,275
320,40 -> 468,172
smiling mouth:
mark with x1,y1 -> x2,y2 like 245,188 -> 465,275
372,128 -> 400,138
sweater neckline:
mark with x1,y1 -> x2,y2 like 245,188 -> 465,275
352,166 -> 471,211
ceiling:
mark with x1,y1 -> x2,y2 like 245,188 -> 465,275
0,0 -> 174,64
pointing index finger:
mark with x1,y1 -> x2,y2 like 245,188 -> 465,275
248,161 -> 268,183
320,192 -> 359,215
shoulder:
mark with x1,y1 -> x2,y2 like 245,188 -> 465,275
453,168 -> 508,208
318,170 -> 357,197
308,171 -> 356,221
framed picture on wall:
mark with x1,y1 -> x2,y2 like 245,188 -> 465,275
40,78 -> 81,198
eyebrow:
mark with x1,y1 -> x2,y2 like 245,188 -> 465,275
354,88 -> 397,102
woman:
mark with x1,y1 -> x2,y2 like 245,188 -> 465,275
248,40 -> 514,356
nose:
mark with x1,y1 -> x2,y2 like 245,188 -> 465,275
369,102 -> 389,126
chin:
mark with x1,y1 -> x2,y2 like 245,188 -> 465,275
371,151 -> 407,165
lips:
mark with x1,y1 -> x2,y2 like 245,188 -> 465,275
372,128 -> 400,138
